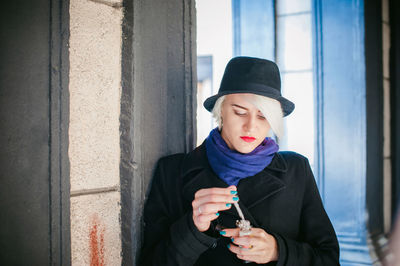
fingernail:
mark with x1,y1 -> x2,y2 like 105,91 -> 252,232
227,244 -> 230,248
231,238 -> 234,242
230,190 -> 237,195
233,196 -> 239,201
219,230 -> 226,235
215,212 -> 220,216
226,203 -> 232,207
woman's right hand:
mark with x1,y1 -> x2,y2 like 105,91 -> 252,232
192,185 -> 238,232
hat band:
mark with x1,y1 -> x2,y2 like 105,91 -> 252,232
220,82 -> 281,97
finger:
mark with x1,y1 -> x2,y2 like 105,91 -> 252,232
233,228 -> 274,248
193,194 -> 239,208
194,213 -> 220,225
219,228 -> 241,237
247,227 -> 268,237
227,243 -> 257,256
231,236 -> 265,251
194,186 -> 237,198
236,254 -> 263,263
194,202 -> 233,215
246,228 -> 276,249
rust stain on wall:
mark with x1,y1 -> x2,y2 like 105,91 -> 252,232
89,215 -> 105,266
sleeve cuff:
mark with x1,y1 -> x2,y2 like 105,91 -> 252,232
270,232 -> 288,266
170,211 -> 217,260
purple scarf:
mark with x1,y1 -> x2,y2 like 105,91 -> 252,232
205,128 -> 279,186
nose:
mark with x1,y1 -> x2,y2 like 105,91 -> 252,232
243,114 -> 256,133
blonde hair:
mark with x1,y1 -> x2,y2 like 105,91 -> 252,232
211,94 -> 284,139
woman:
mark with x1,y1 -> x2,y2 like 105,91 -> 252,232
139,57 -> 339,265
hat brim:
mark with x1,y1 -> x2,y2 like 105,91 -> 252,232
203,91 -> 295,117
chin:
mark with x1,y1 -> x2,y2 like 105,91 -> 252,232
235,145 -> 257,154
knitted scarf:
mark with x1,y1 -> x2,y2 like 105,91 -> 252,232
205,128 -> 279,186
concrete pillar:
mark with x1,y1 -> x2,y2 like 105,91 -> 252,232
382,0 -> 392,234
69,0 -> 123,264
120,0 -> 197,264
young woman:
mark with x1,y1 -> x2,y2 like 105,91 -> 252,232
139,57 -> 339,265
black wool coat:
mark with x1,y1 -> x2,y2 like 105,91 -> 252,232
139,143 -> 339,266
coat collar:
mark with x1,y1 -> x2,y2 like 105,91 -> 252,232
181,142 -> 287,224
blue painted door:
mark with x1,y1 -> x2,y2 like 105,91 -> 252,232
233,0 -> 381,264
313,0 -> 380,264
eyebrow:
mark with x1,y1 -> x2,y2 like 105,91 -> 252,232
231,104 -> 248,110
231,104 -> 264,115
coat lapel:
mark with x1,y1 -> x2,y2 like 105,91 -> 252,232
237,152 -> 287,209
181,143 -> 228,203
182,167 -> 228,202
181,143 -> 288,227
221,153 -> 288,227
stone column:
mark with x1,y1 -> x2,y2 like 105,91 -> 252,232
69,0 -> 123,265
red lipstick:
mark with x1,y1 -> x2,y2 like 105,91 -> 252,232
240,136 -> 256,142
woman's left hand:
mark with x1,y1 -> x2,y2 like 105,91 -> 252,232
221,227 -> 279,264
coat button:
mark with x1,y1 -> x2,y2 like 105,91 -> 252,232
211,242 -> 217,249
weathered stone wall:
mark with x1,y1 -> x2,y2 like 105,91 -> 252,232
382,0 -> 392,233
69,0 -> 123,264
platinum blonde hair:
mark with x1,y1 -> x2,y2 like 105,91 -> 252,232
211,96 -> 226,131
211,94 -> 284,139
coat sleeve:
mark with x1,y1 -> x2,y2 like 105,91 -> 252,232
138,156 -> 217,266
273,157 -> 340,266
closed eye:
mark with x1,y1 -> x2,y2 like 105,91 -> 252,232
234,110 -> 247,116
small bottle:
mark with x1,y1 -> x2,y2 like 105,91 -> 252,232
236,219 -> 251,236
236,219 -> 252,263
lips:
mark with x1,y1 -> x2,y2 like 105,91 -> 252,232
240,136 -> 256,142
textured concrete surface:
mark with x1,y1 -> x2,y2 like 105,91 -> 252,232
383,22 -> 391,79
384,79 -> 391,158
382,0 -> 391,233
69,0 -> 122,191
88,0 -> 123,7
69,0 -> 123,264
70,192 -> 121,265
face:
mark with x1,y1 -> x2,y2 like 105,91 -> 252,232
220,93 -> 271,154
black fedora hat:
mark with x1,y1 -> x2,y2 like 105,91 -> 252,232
203,56 -> 295,116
